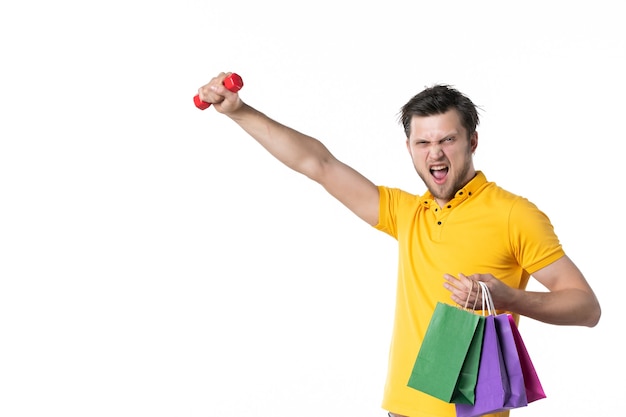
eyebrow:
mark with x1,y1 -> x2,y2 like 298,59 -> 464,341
411,132 -> 459,142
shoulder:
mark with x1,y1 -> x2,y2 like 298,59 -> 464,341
378,185 -> 421,203
479,181 -> 541,212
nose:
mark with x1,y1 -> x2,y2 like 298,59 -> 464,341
428,142 -> 444,158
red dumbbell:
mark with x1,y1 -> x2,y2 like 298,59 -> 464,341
194,73 -> 244,110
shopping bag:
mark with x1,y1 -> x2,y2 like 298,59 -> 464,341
494,314 -> 528,409
407,301 -> 485,404
456,283 -> 511,417
507,314 -> 547,403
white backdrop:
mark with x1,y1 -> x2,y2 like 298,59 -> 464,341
1,1 -> 623,416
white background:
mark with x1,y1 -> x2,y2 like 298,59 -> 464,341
1,1 -> 623,416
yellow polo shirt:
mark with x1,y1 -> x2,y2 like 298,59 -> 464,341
375,171 -> 564,417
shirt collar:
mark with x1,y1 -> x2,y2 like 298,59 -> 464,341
420,171 -> 487,209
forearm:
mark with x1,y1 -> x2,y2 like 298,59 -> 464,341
227,103 -> 334,181
447,270 -> 602,327
474,256 -> 602,328
504,287 -> 600,327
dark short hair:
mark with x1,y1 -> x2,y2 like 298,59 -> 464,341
399,84 -> 480,139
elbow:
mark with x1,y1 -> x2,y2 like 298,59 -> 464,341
585,302 -> 602,328
579,292 -> 601,327
297,155 -> 333,184
569,287 -> 602,328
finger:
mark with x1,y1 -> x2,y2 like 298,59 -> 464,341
443,274 -> 465,300
197,72 -> 229,102
465,280 -> 478,310
443,273 -> 455,285
472,279 -> 482,310
458,273 -> 478,304
197,84 -> 224,105
444,274 -> 469,298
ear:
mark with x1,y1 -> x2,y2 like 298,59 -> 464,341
405,138 -> 412,155
470,132 -> 478,153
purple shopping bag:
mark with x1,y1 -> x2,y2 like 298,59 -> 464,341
507,314 -> 547,403
455,315 -> 510,417
494,314 -> 528,409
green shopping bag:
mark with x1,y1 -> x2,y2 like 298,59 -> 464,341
407,302 -> 485,404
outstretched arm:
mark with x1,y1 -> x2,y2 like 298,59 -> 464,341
197,72 -> 380,226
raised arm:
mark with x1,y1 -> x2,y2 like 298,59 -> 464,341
197,72 -> 380,226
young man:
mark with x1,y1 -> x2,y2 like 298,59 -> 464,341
197,73 -> 601,417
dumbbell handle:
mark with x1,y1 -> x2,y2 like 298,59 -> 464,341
194,73 -> 244,110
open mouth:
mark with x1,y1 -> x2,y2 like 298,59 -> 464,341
430,166 -> 448,183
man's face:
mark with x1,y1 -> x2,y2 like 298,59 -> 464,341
406,109 -> 477,205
